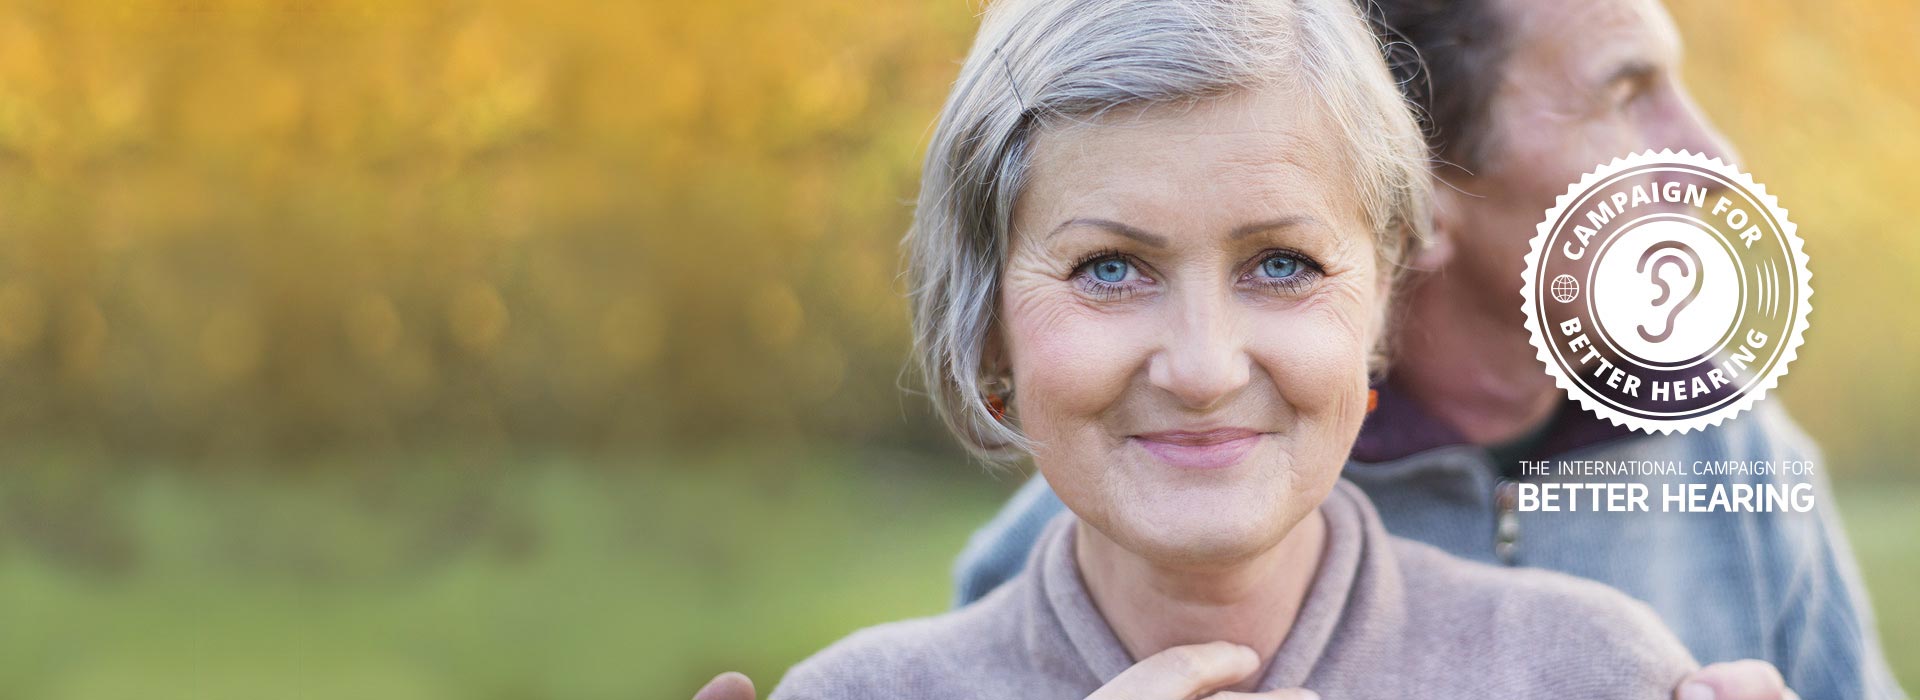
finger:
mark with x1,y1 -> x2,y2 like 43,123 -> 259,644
693,671 -> 756,700
1203,689 -> 1321,700
1091,641 -> 1261,700
1676,659 -> 1787,700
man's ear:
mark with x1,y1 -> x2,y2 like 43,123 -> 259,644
1410,173 -> 1462,272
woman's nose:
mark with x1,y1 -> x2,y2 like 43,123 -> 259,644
1146,290 -> 1253,410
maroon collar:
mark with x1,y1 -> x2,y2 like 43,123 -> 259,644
1351,379 -> 1632,463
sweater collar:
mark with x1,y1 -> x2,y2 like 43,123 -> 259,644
1029,481 -> 1376,691
1351,378 -> 1632,464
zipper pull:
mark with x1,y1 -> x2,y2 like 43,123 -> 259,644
1494,479 -> 1520,565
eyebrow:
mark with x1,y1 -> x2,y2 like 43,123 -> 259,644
1601,59 -> 1657,88
1046,215 -> 1316,247
1047,218 -> 1167,247
1229,214 -> 1315,240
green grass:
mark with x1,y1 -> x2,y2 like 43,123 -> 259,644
0,449 -> 1015,700
1834,481 -> 1920,690
0,452 -> 1910,699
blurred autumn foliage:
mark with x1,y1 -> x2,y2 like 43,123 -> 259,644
0,0 -> 973,461
0,0 -> 1913,470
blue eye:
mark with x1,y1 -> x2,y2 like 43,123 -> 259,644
1260,255 -> 1302,279
1091,258 -> 1131,283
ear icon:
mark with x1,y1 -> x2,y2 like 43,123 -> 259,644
1636,241 -> 1704,343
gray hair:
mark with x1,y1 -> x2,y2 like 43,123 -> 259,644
907,0 -> 1432,462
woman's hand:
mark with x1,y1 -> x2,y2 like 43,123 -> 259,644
693,672 -> 755,700
1088,641 -> 1319,700
1676,660 -> 1798,700
687,643 -> 1322,700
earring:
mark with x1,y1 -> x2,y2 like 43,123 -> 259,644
1367,389 -> 1379,414
980,375 -> 1013,422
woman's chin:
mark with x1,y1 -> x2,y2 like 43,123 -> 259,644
1110,496 -> 1300,566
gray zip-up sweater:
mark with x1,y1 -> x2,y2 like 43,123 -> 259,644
772,480 -> 1696,699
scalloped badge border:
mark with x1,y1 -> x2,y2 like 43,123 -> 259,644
1520,150 -> 1813,434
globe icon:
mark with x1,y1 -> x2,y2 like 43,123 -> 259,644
1550,274 -> 1580,303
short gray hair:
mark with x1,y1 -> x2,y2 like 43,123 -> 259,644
907,0 -> 1432,462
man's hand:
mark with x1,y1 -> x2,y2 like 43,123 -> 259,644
694,672 -> 755,700
1677,660 -> 1798,700
1087,641 -> 1318,700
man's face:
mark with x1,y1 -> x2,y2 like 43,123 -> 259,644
1441,0 -> 1734,323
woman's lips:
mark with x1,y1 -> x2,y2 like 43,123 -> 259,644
1129,428 -> 1266,470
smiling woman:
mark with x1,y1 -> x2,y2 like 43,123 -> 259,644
906,0 -> 1432,465
767,0 -> 1702,697
999,84 -> 1386,570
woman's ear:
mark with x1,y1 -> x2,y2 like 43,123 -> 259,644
979,322 -> 1010,380
1409,173 -> 1460,272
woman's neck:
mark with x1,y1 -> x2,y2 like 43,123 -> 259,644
1073,508 -> 1328,694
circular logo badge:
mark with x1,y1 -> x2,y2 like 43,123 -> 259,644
1521,150 -> 1811,433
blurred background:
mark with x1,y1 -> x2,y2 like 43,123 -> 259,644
0,0 -> 1912,698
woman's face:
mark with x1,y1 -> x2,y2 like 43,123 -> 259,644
1001,85 -> 1386,566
